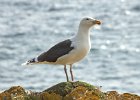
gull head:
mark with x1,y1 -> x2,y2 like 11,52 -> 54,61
80,17 -> 101,28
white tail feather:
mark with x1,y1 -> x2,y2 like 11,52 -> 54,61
21,61 -> 30,66
21,58 -> 37,66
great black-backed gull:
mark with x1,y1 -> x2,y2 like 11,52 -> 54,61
22,17 -> 101,82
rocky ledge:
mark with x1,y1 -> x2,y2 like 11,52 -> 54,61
0,81 -> 139,100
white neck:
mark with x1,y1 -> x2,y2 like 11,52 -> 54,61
72,24 -> 92,52
75,25 -> 91,41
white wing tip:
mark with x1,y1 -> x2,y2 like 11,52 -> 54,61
21,62 -> 28,66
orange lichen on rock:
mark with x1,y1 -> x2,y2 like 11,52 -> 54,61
64,86 -> 102,100
40,92 -> 62,100
105,91 -> 120,100
120,93 -> 140,100
105,91 -> 140,100
0,86 -> 27,100
0,81 -> 140,100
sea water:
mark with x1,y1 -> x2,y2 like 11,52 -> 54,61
0,0 -> 140,94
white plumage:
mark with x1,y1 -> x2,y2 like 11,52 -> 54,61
22,17 -> 101,82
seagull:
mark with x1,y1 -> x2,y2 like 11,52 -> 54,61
22,17 -> 101,82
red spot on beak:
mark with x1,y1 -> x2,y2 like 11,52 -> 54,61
95,20 -> 101,25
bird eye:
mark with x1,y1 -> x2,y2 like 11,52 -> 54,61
86,18 -> 89,20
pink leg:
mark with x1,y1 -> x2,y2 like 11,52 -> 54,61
64,65 -> 69,82
70,64 -> 74,81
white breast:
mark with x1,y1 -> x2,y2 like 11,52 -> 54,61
55,38 -> 91,65
55,25 -> 91,65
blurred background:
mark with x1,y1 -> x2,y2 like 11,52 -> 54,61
0,0 -> 140,94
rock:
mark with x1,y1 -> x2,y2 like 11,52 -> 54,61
0,81 -> 140,100
44,81 -> 97,96
0,86 -> 27,100
43,81 -> 105,100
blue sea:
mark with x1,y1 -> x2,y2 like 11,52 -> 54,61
0,0 -> 140,94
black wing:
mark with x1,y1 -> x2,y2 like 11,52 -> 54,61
37,39 -> 74,62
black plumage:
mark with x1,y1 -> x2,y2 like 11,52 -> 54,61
37,39 -> 74,62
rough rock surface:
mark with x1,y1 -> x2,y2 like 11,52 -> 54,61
0,81 -> 140,100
